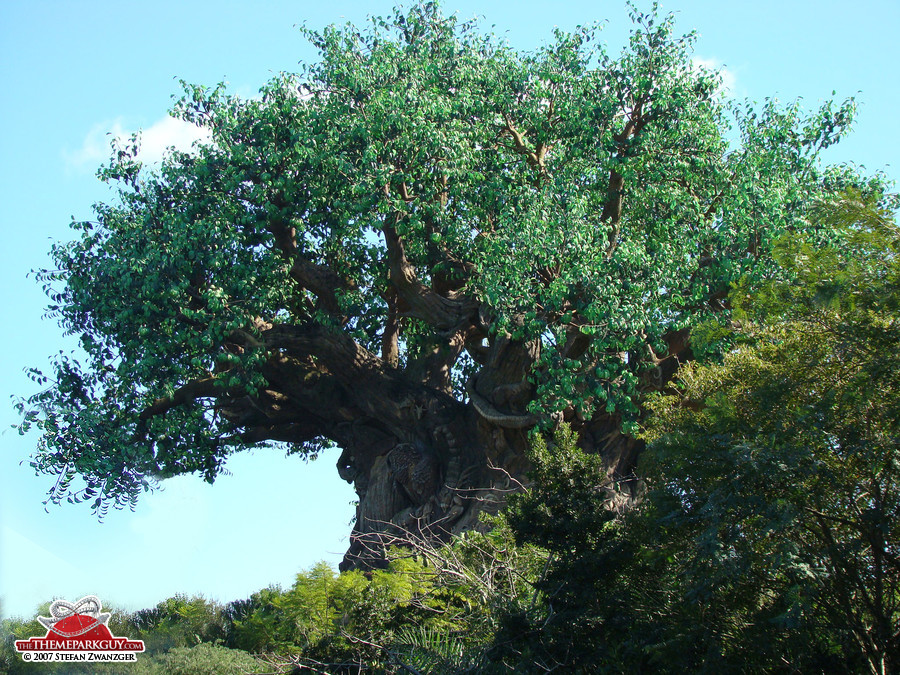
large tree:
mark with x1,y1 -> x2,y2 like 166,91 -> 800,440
20,3 -> 856,568
638,189 -> 900,673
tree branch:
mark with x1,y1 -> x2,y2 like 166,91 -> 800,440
382,215 -> 477,331
133,377 -> 221,443
264,212 -> 350,317
500,112 -> 549,173
602,100 -> 650,259
289,256 -> 347,316
382,286 -> 400,367
466,375 -> 538,429
138,377 -> 220,422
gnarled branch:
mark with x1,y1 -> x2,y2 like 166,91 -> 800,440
383,215 -> 477,332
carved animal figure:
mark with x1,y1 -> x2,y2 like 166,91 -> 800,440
387,442 -> 440,506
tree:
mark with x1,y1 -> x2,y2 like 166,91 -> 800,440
639,188 -> 900,672
19,1 -> 858,567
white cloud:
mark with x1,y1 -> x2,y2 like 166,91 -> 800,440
137,115 -> 212,163
691,57 -> 738,99
64,115 -> 211,173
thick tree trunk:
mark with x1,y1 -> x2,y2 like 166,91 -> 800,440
330,331 -> 687,569
326,347 -> 645,570
335,401 -> 495,571
209,322 -> 655,570
336,405 -> 642,570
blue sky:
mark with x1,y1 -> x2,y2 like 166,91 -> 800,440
1,0 -> 897,620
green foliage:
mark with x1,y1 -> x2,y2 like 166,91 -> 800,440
492,426 -> 657,673
508,424 -> 619,555
391,624 -> 474,674
640,189 -> 900,672
222,560 -> 425,669
381,516 -> 550,672
130,643 -> 262,675
126,594 -> 228,654
216,525 -> 545,672
1,610 -> 47,675
18,1 -> 859,511
228,564 -> 381,664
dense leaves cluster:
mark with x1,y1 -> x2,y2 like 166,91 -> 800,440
9,4 -> 898,671
18,1 -> 857,514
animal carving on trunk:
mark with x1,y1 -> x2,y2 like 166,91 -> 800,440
387,441 -> 440,507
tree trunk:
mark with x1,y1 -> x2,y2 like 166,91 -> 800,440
334,400 -> 642,571
204,320 -> 655,570
213,321 -> 640,569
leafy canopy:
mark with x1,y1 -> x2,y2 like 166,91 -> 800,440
639,189 -> 900,671
19,1 -> 858,511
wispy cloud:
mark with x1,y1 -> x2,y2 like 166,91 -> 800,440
691,57 -> 738,99
64,115 -> 211,173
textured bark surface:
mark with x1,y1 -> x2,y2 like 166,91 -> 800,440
335,397 -> 644,571
331,327 -> 691,569
206,320 -> 656,569
338,396 -> 639,569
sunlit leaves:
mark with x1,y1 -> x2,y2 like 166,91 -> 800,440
640,190 -> 900,670
21,1 -> 863,511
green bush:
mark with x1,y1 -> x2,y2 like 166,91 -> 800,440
130,643 -> 262,675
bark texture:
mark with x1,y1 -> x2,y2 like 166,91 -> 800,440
198,318 -> 670,569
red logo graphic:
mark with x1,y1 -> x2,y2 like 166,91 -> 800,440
15,596 -> 144,664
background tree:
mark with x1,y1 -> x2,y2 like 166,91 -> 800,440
127,594 -> 228,655
18,1 -> 858,567
638,187 -> 900,673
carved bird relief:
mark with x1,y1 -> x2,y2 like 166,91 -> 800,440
387,441 -> 440,506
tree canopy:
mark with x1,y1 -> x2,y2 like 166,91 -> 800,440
638,189 -> 900,672
19,2 -> 864,565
